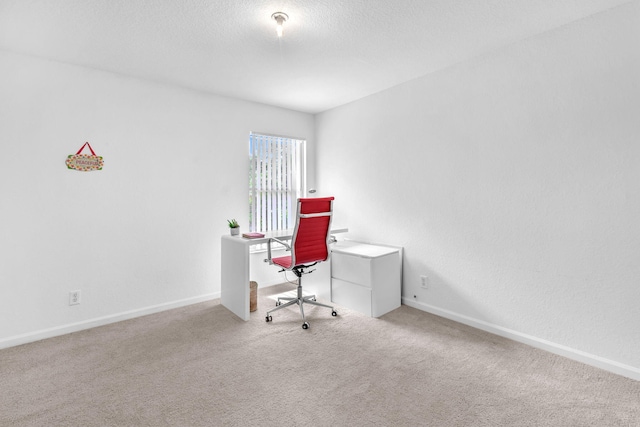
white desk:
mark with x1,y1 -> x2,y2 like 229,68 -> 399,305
221,227 -> 348,320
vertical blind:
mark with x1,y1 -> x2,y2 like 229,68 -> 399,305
249,133 -> 306,233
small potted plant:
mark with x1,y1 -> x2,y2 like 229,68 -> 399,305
227,219 -> 240,236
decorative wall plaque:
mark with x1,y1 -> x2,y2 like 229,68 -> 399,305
66,142 -> 104,171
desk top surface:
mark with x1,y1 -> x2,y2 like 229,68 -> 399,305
222,227 -> 348,246
331,241 -> 400,258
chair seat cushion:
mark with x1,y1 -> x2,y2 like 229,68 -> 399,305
272,256 -> 292,269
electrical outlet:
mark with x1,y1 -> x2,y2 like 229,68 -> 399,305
69,290 -> 81,305
420,275 -> 429,289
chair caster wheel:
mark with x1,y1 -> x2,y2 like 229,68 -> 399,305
302,322 -> 309,329
331,310 -> 337,317
276,301 -> 281,306
266,315 -> 272,322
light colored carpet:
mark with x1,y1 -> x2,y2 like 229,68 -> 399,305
1,283 -> 638,426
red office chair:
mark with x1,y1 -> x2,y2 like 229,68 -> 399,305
265,197 -> 337,329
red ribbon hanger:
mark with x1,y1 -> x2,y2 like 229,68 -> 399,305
76,142 -> 96,155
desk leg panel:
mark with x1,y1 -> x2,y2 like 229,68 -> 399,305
221,237 -> 250,321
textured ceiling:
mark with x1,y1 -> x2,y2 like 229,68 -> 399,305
0,0 -> 631,113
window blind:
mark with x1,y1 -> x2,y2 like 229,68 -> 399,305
249,133 -> 306,233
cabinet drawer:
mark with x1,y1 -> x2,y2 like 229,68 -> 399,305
331,252 -> 372,287
331,278 -> 372,317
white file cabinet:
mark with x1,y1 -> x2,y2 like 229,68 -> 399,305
330,241 -> 402,317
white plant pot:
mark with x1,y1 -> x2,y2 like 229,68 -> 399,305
230,227 -> 240,236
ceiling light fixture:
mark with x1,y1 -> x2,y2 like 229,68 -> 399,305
271,12 -> 288,38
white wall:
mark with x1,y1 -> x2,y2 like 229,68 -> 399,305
316,2 -> 640,379
0,50 -> 314,346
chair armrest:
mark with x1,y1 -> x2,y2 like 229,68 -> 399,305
265,237 -> 291,264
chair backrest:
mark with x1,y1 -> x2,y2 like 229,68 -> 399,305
289,197 -> 334,268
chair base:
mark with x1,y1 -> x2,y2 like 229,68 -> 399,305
265,281 -> 337,329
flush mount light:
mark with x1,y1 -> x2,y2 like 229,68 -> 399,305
271,12 -> 288,38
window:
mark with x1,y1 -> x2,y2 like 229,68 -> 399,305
249,132 -> 306,233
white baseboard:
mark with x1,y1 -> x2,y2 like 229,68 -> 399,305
4,293 -> 637,381
402,297 -> 640,382
0,292 -> 220,350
